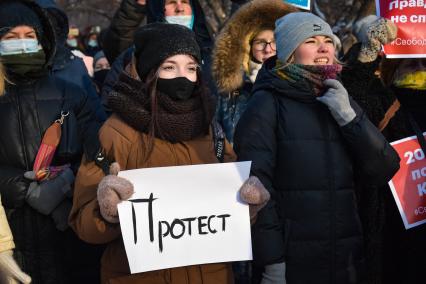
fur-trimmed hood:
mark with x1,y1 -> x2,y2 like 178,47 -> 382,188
212,0 -> 297,93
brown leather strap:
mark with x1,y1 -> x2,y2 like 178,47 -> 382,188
378,99 -> 401,131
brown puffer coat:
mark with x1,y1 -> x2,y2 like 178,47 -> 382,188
69,115 -> 236,284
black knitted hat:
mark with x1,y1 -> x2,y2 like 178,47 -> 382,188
0,1 -> 44,39
134,22 -> 201,80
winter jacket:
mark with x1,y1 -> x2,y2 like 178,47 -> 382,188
233,57 -> 400,284
215,81 -> 253,143
343,43 -> 426,284
102,0 -> 146,64
69,113 -> 236,284
52,45 -> 107,122
0,1 -> 104,283
0,74 -> 103,284
212,0 -> 296,143
36,0 -> 107,122
0,196 -> 14,253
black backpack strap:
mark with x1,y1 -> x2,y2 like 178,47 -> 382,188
211,120 -> 225,163
404,108 -> 426,155
94,149 -> 112,175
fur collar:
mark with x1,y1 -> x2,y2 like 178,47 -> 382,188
211,0 -> 297,93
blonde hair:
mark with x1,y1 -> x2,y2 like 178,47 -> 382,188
0,62 -> 5,96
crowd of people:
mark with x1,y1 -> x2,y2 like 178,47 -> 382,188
0,0 -> 425,284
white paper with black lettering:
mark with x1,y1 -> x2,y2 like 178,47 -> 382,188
117,161 -> 252,274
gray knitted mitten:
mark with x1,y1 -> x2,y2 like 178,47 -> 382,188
97,163 -> 134,223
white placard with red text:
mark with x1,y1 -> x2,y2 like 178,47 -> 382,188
389,133 -> 426,229
376,0 -> 426,58
117,162 -> 252,274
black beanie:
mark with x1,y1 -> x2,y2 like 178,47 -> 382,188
134,22 -> 201,80
0,1 -> 44,39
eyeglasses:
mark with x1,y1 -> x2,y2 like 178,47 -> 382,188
252,40 -> 276,51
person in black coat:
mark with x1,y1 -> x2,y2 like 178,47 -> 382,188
343,18 -> 426,281
233,12 -> 400,284
35,0 -> 106,121
0,0 -> 104,283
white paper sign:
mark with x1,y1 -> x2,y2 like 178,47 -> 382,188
117,162 -> 252,274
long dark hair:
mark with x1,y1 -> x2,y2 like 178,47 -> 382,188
139,64 -> 214,162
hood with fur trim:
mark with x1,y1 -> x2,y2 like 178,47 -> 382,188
212,0 -> 297,93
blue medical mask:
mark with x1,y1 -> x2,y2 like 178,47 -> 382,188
165,15 -> 194,30
67,38 -> 78,48
0,39 -> 41,56
88,39 -> 98,48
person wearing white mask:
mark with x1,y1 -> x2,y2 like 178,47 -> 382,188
0,1 -> 104,283
163,0 -> 194,29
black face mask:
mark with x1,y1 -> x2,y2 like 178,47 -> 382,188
157,77 -> 196,101
93,69 -> 109,88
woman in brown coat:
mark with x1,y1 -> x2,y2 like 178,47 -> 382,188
69,23 -> 269,284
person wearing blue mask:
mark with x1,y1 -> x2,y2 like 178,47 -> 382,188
0,0 -> 104,283
84,25 -> 102,57
163,0 -> 194,29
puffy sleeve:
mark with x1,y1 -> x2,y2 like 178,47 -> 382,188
69,117 -> 136,244
341,98 -> 401,186
234,91 -> 285,266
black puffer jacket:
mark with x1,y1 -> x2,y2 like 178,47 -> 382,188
0,76 -> 101,208
233,57 -> 400,284
102,0 -> 146,64
0,1 -> 103,283
36,0 -> 106,122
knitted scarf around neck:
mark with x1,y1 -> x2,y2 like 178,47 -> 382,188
108,72 -> 215,143
274,60 -> 343,96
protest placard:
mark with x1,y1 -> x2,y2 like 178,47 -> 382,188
284,0 -> 311,10
117,162 -> 252,274
389,133 -> 426,229
376,0 -> 426,58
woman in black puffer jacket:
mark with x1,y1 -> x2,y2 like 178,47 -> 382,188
233,12 -> 400,284
0,1 -> 105,283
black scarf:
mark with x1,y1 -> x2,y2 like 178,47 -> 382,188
108,72 -> 215,143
